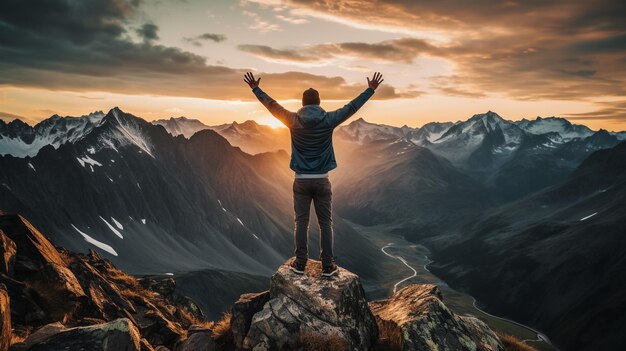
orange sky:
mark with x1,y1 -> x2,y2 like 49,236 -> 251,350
1,0 -> 624,131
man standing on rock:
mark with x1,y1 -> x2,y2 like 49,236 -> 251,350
245,71 -> 384,277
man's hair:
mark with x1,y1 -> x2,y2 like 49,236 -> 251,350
302,88 -> 320,106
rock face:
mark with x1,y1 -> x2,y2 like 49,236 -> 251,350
231,291 -> 270,348
0,215 -> 86,322
0,212 -> 211,350
13,318 -> 141,351
1,284 -> 10,351
236,259 -> 378,351
369,284 -> 504,351
0,229 -> 16,275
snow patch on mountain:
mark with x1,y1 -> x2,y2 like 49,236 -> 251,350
77,155 -> 102,168
580,212 -> 598,221
100,216 -> 123,239
111,217 -> 123,230
218,199 -> 228,212
71,224 -> 118,256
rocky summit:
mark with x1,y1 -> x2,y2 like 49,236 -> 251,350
229,259 -> 507,351
233,260 -> 378,350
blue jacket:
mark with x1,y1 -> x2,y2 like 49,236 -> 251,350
253,86 -> 375,174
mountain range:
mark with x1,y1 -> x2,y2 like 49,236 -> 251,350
153,117 -> 290,155
1,108 -> 625,350
0,108 -> 384,282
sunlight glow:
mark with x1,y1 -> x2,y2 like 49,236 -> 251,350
257,116 -> 287,128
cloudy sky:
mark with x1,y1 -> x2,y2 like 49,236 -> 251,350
1,0 -> 625,130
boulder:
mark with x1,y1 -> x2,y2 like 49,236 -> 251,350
176,327 -> 216,351
0,230 -> 16,275
13,318 -> 141,351
231,290 -> 270,348
242,259 -> 377,351
369,284 -> 504,351
1,284 -> 10,351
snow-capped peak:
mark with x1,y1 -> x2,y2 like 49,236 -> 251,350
428,111 -> 524,164
337,118 -> 405,143
152,116 -> 209,138
95,108 -> 155,157
0,111 -> 105,157
515,116 -> 593,141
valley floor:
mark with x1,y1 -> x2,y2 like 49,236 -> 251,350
347,221 -> 557,351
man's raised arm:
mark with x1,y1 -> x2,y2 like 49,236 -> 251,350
328,72 -> 383,128
244,72 -> 296,128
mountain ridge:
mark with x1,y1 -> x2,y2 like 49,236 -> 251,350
4,109 -> 624,159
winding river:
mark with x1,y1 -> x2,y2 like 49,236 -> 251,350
380,242 -> 554,348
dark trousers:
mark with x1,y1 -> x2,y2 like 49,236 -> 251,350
293,178 -> 334,267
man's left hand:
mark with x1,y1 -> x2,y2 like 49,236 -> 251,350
244,72 -> 261,89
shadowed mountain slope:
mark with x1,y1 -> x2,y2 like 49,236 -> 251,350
427,142 -> 626,351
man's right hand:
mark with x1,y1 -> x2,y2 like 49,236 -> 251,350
367,72 -> 384,90
244,72 -> 261,89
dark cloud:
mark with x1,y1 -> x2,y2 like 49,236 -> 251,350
0,0 -> 409,101
0,0 -> 139,45
283,0 -> 626,35
237,44 -> 328,62
566,101 -> 626,122
183,33 -> 227,46
136,23 -> 159,42
238,38 -> 435,63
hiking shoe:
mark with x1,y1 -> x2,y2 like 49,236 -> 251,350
322,263 -> 338,277
290,260 -> 306,275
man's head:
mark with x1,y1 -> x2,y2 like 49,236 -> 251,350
302,88 -> 320,106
